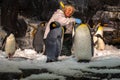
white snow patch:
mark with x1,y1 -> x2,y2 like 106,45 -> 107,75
0,59 -> 21,73
0,45 -> 119,79
20,73 -> 66,80
81,68 -> 120,74
94,44 -> 120,57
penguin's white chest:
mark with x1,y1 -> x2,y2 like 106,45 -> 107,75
73,24 -> 93,60
5,34 -> 16,55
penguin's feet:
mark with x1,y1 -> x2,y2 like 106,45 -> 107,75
46,58 -> 58,63
6,53 -> 14,59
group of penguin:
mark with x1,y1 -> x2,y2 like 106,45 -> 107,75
33,21 -> 105,62
3,21 -> 105,62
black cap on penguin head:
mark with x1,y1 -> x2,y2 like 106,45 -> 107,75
50,21 -> 61,30
101,18 -> 109,27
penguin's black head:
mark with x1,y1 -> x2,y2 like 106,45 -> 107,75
50,21 -> 61,30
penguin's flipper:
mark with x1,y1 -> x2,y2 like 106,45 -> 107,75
95,34 -> 105,42
71,24 -> 78,55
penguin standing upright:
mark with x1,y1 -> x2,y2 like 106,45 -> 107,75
45,21 -> 63,62
33,21 -> 46,53
5,33 -> 16,58
93,25 -> 105,50
72,24 -> 93,62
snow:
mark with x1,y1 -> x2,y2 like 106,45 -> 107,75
94,44 -> 120,57
0,44 -> 120,79
20,73 -> 66,80
14,48 -> 47,61
0,59 -> 21,73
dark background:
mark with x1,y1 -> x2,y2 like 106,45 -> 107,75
0,0 -> 120,48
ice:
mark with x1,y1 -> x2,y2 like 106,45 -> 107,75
0,44 -> 120,79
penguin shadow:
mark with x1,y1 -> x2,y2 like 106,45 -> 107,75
77,60 -> 91,63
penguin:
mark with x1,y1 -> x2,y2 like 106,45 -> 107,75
5,33 -> 16,58
45,21 -> 63,62
72,24 -> 93,62
32,21 -> 46,53
93,25 -> 105,50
